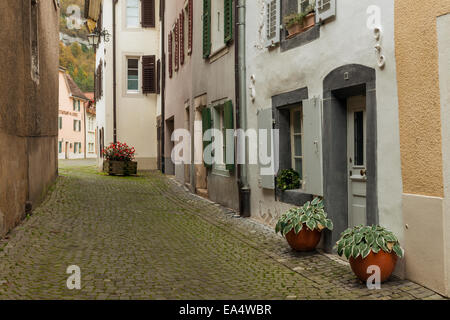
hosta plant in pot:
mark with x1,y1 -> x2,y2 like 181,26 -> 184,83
102,142 -> 137,176
275,198 -> 333,251
335,225 -> 404,283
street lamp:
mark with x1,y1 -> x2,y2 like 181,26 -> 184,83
87,29 -> 111,47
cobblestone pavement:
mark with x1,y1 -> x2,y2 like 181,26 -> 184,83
0,161 -> 445,300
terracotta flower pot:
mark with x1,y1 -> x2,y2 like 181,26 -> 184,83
302,13 -> 316,32
349,250 -> 398,283
285,226 -> 322,252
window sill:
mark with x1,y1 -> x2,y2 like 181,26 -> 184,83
280,24 -> 320,52
208,45 -> 229,63
276,188 -> 313,207
212,166 -> 231,178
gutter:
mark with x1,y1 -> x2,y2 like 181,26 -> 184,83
113,0 -> 118,143
235,0 -> 250,217
161,0 -> 166,173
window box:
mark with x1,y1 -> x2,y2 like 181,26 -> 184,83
286,12 -> 315,39
276,188 -> 313,207
103,160 -> 138,176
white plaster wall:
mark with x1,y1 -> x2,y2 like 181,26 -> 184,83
96,0 -> 160,170
438,13 -> 450,297
245,1 -> 404,244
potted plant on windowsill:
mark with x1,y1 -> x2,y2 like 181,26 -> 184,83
102,142 -> 137,176
276,169 -> 301,191
276,198 -> 334,251
283,5 -> 316,39
335,225 -> 404,283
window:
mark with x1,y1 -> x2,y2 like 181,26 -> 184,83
126,0 -> 140,28
58,117 -> 62,129
290,107 -> 303,181
203,0 -> 233,58
211,100 -> 234,173
30,0 -> 39,82
354,111 -> 364,166
73,120 -> 81,132
77,100 -> 80,111
127,58 -> 139,92
298,0 -> 312,13
73,99 -> 76,111
89,143 -> 94,153
74,142 -> 78,153
59,141 -> 62,153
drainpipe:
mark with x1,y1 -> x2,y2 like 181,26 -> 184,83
235,0 -> 250,217
161,0 -> 166,173
112,0 -> 118,143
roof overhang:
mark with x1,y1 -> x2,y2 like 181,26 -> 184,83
84,0 -> 102,21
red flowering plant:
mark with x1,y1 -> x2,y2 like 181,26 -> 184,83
102,142 -> 136,162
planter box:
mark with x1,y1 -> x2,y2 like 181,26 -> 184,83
103,160 -> 137,176
286,13 -> 316,39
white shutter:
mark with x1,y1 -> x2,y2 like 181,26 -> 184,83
265,0 -> 280,48
315,0 -> 336,23
302,98 -> 323,196
258,108 -> 277,189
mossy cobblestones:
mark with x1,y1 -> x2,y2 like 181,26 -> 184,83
0,161 -> 445,300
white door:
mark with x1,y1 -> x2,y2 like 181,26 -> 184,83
347,96 -> 367,227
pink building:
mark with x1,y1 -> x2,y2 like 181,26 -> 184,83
58,68 -> 89,159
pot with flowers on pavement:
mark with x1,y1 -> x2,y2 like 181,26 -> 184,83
102,142 -> 137,176
335,225 -> 404,283
275,198 -> 334,251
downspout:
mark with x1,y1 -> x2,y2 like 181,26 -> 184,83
112,0 -> 118,143
236,0 -> 250,217
161,0 -> 166,173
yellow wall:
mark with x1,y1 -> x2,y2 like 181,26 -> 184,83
395,0 -> 450,197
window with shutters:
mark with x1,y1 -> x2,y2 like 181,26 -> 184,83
141,0 -> 156,28
126,0 -> 140,28
211,100 -> 234,175
265,0 -> 280,47
188,0 -> 193,55
168,32 -> 173,78
142,55 -> 156,94
127,57 -> 140,92
77,100 -> 80,112
180,12 -> 185,66
203,0 -> 233,59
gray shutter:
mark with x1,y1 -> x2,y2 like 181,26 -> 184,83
265,0 -> 280,48
315,0 -> 336,23
258,108 -> 276,189
302,98 -> 323,196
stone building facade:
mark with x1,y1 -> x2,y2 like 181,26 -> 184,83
0,0 -> 59,237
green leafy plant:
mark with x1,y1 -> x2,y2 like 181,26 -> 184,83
335,225 -> 404,260
275,198 -> 334,236
276,169 -> 301,191
283,4 -> 315,29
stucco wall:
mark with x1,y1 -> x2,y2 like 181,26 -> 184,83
245,0 -> 404,245
395,0 -> 450,197
0,0 -> 59,237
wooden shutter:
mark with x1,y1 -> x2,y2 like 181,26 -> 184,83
174,22 -> 179,71
142,0 -> 156,28
258,108 -> 276,189
202,108 -> 212,168
302,97 -> 323,196
188,0 -> 193,55
224,0 -> 233,43
224,100 -> 235,171
168,32 -> 173,78
265,0 -> 280,48
142,55 -> 156,94
180,12 -> 185,65
202,0 -> 211,58
156,59 -> 161,94
99,60 -> 103,98
315,0 -> 336,23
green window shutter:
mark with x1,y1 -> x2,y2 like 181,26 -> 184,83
73,100 -> 76,111
224,100 -> 235,171
202,107 -> 212,168
203,0 -> 211,58
224,0 -> 233,43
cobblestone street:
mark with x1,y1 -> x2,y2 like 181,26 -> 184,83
0,161 -> 444,300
